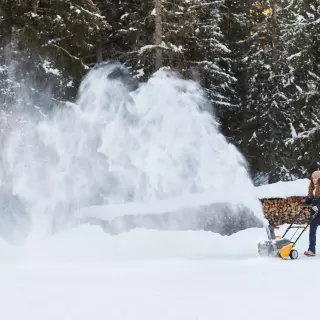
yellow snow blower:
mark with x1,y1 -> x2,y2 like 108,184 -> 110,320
258,204 -> 318,260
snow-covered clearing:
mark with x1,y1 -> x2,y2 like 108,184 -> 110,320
0,223 -> 318,320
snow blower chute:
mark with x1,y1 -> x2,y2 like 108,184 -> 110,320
258,204 -> 318,260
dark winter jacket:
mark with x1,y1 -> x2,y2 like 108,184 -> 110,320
305,173 -> 320,212
304,195 -> 320,212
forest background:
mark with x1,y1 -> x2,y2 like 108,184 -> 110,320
1,0 -> 319,185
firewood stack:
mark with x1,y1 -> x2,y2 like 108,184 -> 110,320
261,196 -> 311,226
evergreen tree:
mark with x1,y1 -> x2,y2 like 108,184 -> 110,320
280,0 -> 320,176
223,1 -> 296,183
219,0 -> 252,145
186,1 -> 237,109
0,0 -> 110,104
2,0 -> 319,183
96,0 -> 155,80
98,0 -> 236,110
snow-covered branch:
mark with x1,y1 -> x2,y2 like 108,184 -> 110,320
43,43 -> 89,70
188,1 -> 224,10
73,4 -> 105,20
286,125 -> 320,143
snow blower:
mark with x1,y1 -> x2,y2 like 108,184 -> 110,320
257,204 -> 318,260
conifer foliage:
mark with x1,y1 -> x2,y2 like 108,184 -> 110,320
1,0 -> 320,183
281,0 -> 320,174
0,0 -> 109,102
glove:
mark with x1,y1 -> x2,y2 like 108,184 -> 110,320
311,206 -> 319,217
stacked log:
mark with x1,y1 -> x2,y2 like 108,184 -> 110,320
262,196 -> 311,226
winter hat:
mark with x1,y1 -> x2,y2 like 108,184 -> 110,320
312,171 -> 320,181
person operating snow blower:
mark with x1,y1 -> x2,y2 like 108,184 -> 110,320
258,171 -> 320,260
303,171 -> 320,257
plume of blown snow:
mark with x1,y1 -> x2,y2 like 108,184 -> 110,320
0,61 -> 265,242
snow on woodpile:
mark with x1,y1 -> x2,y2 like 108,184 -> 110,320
255,178 -> 309,200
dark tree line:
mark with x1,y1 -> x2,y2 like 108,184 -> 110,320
1,0 -> 319,184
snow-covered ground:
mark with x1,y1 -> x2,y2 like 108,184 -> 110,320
0,223 -> 318,320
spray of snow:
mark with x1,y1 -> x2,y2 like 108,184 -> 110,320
0,61 -> 291,320
0,61 -> 265,244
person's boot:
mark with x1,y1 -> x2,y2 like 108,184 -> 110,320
304,250 -> 316,256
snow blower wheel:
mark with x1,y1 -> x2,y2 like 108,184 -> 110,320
290,249 -> 298,260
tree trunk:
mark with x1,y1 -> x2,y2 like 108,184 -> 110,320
271,0 -> 278,59
154,0 -> 163,70
96,41 -> 103,63
0,1 -> 13,53
32,0 -> 40,13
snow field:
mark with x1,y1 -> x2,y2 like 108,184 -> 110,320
0,224 -> 319,320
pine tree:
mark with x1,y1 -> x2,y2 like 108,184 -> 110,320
219,0 -> 252,144
18,0 -> 109,79
0,0 -> 110,105
96,0 -> 155,80
99,0 -> 236,110
188,1 -> 237,109
280,0 -> 320,176
223,1 -> 296,183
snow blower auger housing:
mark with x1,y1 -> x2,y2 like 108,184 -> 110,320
258,204 -> 318,260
